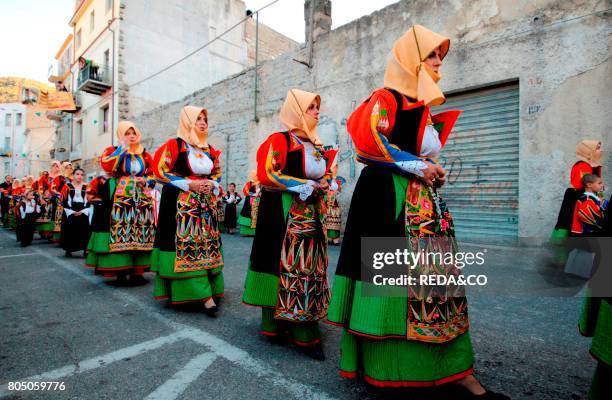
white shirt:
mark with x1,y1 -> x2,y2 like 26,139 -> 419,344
420,124 -> 442,159
20,200 -> 40,219
302,141 -> 327,180
173,143 -> 219,195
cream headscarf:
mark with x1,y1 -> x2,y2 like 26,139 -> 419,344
279,89 -> 322,146
117,121 -> 144,154
61,161 -> 74,179
576,140 -> 602,167
177,106 -> 209,149
50,160 -> 61,178
248,169 -> 259,185
384,25 -> 450,106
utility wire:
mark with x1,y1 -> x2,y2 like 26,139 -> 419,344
68,0 -> 282,117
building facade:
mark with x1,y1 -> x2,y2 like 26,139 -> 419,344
0,103 -> 26,178
0,76 -> 56,179
131,0 -> 611,242
49,0 -> 297,176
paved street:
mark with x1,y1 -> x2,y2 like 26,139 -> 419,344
0,229 -> 595,400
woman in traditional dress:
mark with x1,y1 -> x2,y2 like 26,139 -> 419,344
51,161 -> 73,242
17,189 -> 40,247
0,175 -> 13,227
326,25 -> 509,399
86,122 -> 156,283
242,89 -> 337,360
222,182 -> 242,234
84,173 -> 107,269
238,171 -> 260,236
324,174 -> 345,245
551,141 -> 603,244
61,168 -> 91,256
35,170 -> 55,239
152,106 -> 224,315
6,179 -> 20,230
579,194 -> 610,400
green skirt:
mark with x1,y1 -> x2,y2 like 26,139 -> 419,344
6,213 -> 17,230
86,231 -> 152,277
328,275 -> 475,387
151,248 -> 224,304
37,221 -> 55,236
238,215 -> 256,236
550,227 -> 570,265
327,229 -> 340,239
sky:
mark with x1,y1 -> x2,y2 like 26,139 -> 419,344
0,0 -> 399,83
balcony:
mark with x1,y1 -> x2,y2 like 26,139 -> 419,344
77,64 -> 112,95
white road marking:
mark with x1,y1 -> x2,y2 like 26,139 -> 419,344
0,331 -> 192,398
0,252 -> 37,259
144,353 -> 217,400
1,233 -> 339,400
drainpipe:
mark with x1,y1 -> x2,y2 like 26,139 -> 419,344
108,19 -> 116,147
253,11 -> 259,122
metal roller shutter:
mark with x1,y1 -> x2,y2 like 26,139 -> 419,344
435,83 -> 519,240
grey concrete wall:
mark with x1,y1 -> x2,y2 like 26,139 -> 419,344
121,0 -> 249,118
133,0 -> 611,239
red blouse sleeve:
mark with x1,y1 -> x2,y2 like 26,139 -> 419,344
152,138 -> 181,184
570,161 -> 593,190
255,132 -> 309,191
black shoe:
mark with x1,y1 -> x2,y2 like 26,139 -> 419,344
453,385 -> 511,400
265,332 -> 288,345
129,274 -> 147,285
116,273 -> 128,284
301,344 -> 325,361
64,251 -> 72,257
203,305 -> 218,317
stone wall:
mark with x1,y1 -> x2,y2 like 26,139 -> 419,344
244,17 -> 298,66
133,0 -> 611,239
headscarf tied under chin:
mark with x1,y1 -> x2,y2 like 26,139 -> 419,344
61,161 -> 73,179
279,89 -> 322,146
576,140 -> 602,167
177,106 -> 208,149
117,121 -> 144,155
383,24 -> 450,106
50,160 -> 61,178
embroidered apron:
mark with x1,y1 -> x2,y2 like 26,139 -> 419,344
109,176 -> 156,252
405,178 -> 469,343
275,195 -> 330,322
174,191 -> 223,272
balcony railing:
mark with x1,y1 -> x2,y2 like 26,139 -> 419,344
77,64 -> 112,95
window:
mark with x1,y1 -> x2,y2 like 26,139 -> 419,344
101,105 -> 109,134
73,120 -> 83,151
90,10 -> 95,32
4,137 -> 10,149
16,113 -> 22,126
4,114 -> 11,127
106,0 -> 112,13
76,29 -> 82,48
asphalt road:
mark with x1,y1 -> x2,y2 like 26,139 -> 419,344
0,229 -> 595,400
